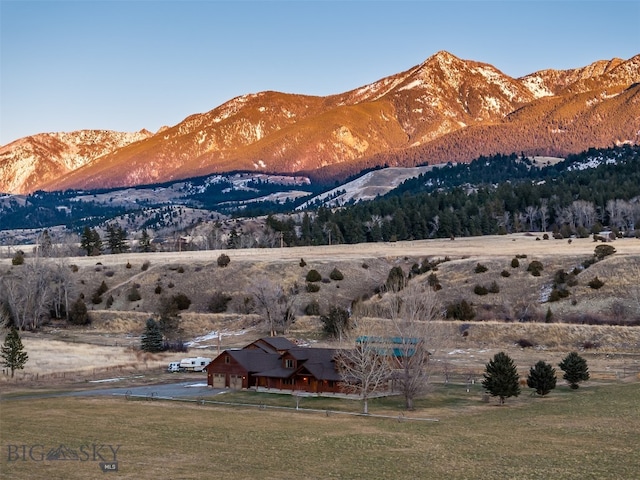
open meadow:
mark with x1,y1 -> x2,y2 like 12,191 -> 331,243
1,382 -> 640,479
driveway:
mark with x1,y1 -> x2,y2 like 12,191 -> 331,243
2,381 -> 227,402
69,381 -> 226,399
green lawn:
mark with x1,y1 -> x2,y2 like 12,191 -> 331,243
2,382 -> 639,479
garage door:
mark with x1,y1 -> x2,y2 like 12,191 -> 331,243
230,375 -> 243,390
212,374 -> 225,389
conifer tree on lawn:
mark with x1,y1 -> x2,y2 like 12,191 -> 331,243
1,327 -> 29,378
141,318 -> 164,352
559,352 -> 590,389
526,360 -> 557,396
482,351 -> 520,404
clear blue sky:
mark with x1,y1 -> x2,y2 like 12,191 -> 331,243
1,0 -> 638,146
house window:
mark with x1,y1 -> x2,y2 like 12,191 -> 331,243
225,356 -> 230,364
282,378 -> 294,385
285,359 -> 295,368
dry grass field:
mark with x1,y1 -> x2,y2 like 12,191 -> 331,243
1,383 -> 639,479
2,234 -> 640,478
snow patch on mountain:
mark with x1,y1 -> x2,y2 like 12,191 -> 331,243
297,166 -> 435,209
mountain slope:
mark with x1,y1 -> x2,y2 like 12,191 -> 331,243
4,51 -> 640,194
0,130 -> 152,194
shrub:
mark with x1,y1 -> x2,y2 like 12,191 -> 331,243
70,264 -> 79,272
306,269 -> 322,283
304,300 -> 321,316
474,285 -> 489,296
527,260 -> 544,276
127,287 -> 142,302
542,233 -> 549,240
329,267 -> 344,281
177,266 -> 185,273
163,340 -> 188,353
126,262 -> 132,269
167,282 -> 175,288
548,288 -> 570,302
487,281 -> 500,294
96,280 -> 109,296
516,338 -> 534,348
500,269 -> 511,278
141,261 -> 150,271
208,291 -> 232,313
105,295 -> 114,309
91,292 -> 103,304
306,282 -> 320,293
11,251 -> 25,265
171,293 -> 191,310
515,254 -> 527,259
217,253 -> 231,267
588,276 -> 604,289
446,299 -> 475,320
594,244 -> 616,260
474,263 -> 488,273
511,258 -> 520,268
553,269 -> 569,286
299,258 -> 307,267
154,285 -> 162,294
581,340 -> 600,350
361,263 -> 369,269
385,266 -> 406,291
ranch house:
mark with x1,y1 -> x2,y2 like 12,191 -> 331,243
205,337 -> 345,394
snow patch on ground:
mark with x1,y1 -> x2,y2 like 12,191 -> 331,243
90,375 -> 144,383
187,330 -> 248,348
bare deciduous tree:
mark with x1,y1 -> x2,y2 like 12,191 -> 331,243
335,320 -> 393,414
384,281 -> 442,410
249,277 -> 297,336
2,259 -> 53,330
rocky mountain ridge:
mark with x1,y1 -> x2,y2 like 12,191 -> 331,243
2,51 -> 639,194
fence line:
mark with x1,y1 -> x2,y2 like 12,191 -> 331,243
119,393 -> 440,422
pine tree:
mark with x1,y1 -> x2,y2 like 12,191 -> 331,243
139,229 -> 152,252
1,327 -> 29,378
68,298 -> 90,325
80,227 -> 103,256
141,318 -> 164,352
482,351 -> 521,404
526,360 -> 557,396
559,352 -> 590,389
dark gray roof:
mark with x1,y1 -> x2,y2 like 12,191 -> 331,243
247,337 -> 298,353
227,349 -> 281,373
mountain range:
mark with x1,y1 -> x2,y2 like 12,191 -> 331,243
1,50 -> 639,195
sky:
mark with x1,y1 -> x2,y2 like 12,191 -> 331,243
1,0 -> 639,146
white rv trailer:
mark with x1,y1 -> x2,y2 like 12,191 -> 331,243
178,357 -> 212,372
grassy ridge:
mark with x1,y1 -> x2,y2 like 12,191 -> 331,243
2,382 -> 639,479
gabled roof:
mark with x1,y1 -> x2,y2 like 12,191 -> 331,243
299,360 -> 343,382
285,347 -> 341,381
245,337 -> 298,354
225,349 -> 281,373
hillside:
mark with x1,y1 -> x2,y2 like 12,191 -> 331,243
3,235 -> 639,337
